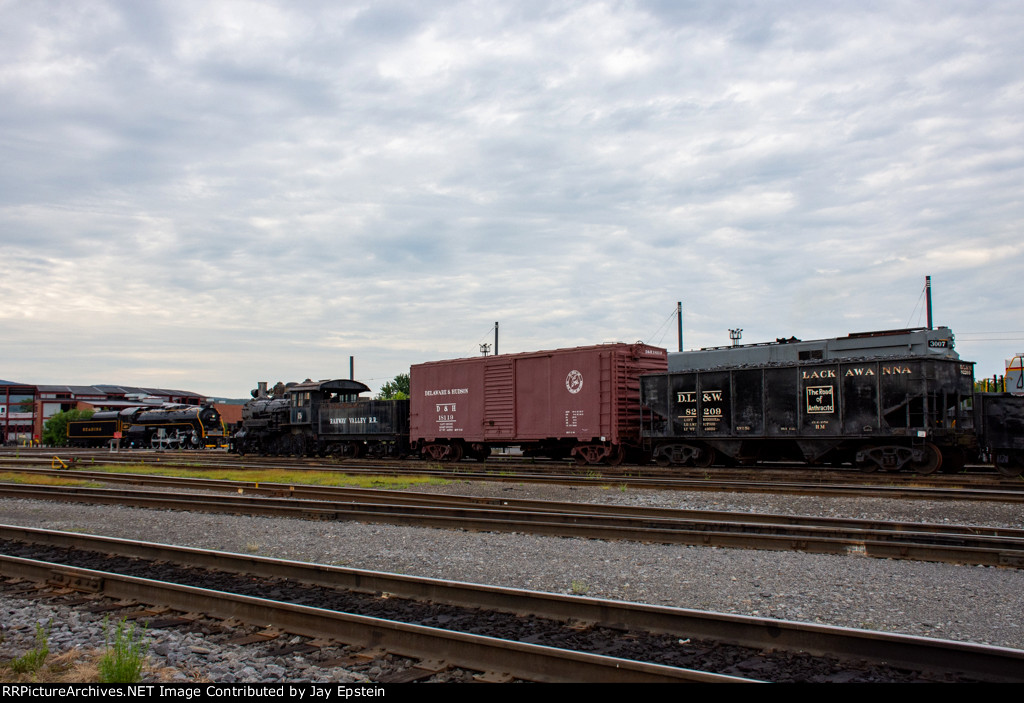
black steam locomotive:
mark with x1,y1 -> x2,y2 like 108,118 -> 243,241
67,405 -> 224,449
230,379 -> 409,458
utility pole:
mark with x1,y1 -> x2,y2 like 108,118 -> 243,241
925,275 -> 933,330
677,301 -> 683,352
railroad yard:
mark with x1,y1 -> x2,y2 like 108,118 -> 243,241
2,451 -> 1024,683
7,0 -> 1024,684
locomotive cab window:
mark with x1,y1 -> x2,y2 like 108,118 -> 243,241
325,391 -> 360,403
292,392 -> 311,407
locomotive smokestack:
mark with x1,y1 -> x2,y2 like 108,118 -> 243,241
257,381 -> 268,398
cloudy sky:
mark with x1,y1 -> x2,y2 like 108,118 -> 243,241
2,0 -> 1022,397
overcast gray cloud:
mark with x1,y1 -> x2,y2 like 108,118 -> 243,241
2,0 -> 1022,396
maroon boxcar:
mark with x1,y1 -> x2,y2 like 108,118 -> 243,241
409,343 -> 667,464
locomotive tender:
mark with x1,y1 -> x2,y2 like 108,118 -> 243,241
229,327 -> 1023,475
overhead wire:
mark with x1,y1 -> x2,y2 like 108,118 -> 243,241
472,323 -> 498,355
647,306 -> 680,347
904,283 -> 927,328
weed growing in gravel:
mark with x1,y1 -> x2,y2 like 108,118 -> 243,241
98,617 -> 149,683
9,620 -> 51,674
570,580 -> 590,596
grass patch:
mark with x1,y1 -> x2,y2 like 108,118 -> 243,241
1,648 -> 97,684
84,464 -> 450,491
570,580 -> 590,596
98,618 -> 149,684
1,620 -> 155,685
0,473 -> 101,488
8,621 -> 50,674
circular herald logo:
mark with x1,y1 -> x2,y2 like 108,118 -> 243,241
565,370 -> 583,394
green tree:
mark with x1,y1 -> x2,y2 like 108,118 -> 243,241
377,373 -> 410,400
975,377 -> 1005,393
42,409 -> 94,446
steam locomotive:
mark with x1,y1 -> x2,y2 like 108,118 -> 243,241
67,405 -> 224,449
230,379 -> 409,459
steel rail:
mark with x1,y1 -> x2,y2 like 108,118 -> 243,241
2,483 -> 1024,568
0,553 -> 745,683
2,525 -> 1023,682
3,468 -> 1024,541
3,455 -> 1023,502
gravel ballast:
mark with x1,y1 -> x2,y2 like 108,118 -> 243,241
2,480 -> 1023,681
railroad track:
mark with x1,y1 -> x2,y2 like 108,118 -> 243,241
3,445 -> 1019,483
3,456 -> 1024,502
2,479 -> 1023,569
3,525 -> 1022,682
